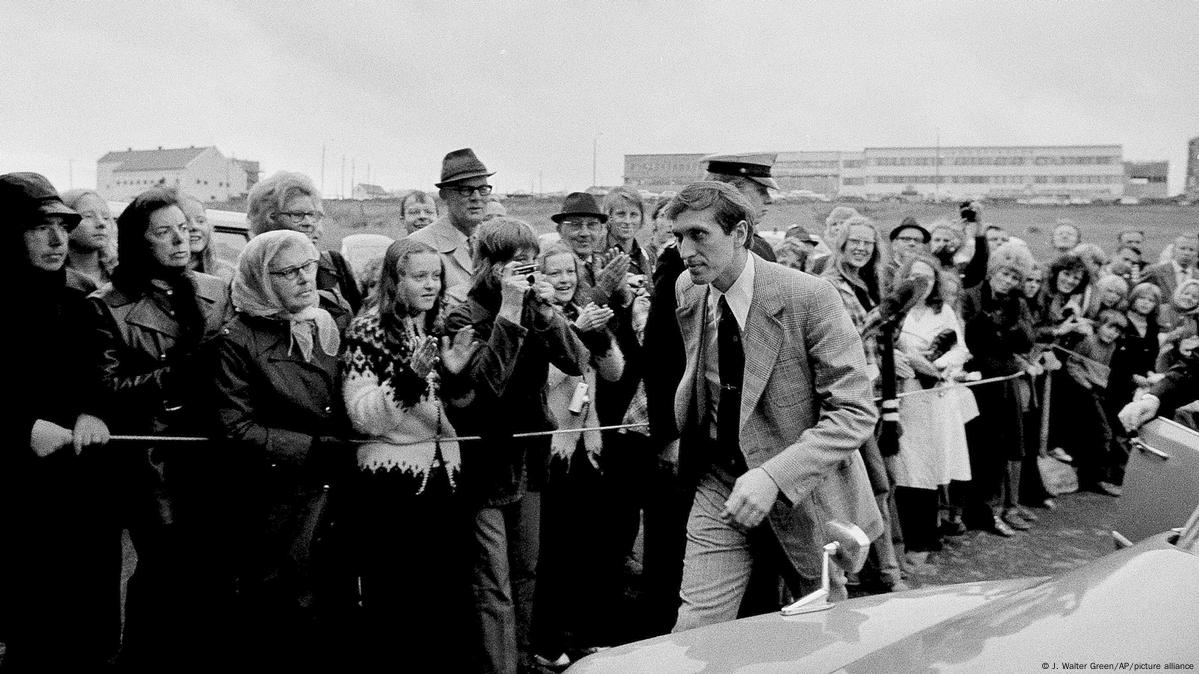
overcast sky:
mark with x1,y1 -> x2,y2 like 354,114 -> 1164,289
2,1 -> 1197,196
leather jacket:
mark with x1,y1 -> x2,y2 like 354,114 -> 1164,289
88,272 -> 231,526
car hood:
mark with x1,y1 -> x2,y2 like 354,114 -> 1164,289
569,534 -> 1198,673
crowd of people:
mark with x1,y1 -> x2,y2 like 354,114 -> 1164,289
3,147 -> 1196,673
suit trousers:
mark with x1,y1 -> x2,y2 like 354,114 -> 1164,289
472,494 -> 540,674
673,470 -> 845,633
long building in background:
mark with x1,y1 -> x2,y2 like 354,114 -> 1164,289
97,145 -> 261,202
626,144 -> 1171,202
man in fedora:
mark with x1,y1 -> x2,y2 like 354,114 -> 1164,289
702,153 -> 780,262
552,191 -> 631,307
410,148 -> 495,304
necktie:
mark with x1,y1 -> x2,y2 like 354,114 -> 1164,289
716,295 -> 743,453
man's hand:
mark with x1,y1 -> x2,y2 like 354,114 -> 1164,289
596,253 -> 630,297
72,413 -> 110,454
1118,396 -> 1160,433
720,467 -> 780,530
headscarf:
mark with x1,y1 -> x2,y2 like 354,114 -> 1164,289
232,230 -> 339,361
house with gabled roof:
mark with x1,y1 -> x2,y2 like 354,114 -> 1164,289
97,145 -> 261,202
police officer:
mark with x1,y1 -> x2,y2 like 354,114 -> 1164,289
702,152 -> 780,262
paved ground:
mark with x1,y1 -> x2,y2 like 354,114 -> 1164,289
900,490 -> 1120,589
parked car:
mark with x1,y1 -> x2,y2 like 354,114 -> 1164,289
570,419 -> 1199,672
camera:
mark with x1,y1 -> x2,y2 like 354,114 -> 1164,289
511,263 -> 538,284
960,201 -> 978,224
567,382 -> 590,415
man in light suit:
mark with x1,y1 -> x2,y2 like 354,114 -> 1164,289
409,148 -> 495,305
1141,232 -> 1197,300
667,181 -> 883,632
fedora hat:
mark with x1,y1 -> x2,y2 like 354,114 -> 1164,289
435,148 -> 495,188
550,192 -> 608,224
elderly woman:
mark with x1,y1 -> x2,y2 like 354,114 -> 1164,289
530,242 -> 624,668
60,187 -> 117,293
88,187 -> 231,668
959,242 -> 1036,537
820,215 -> 906,592
176,190 -> 235,285
602,186 -> 654,276
248,171 -> 361,323
444,217 -> 590,674
340,238 -> 479,669
211,229 -> 355,667
890,253 -> 975,560
2,173 -> 118,669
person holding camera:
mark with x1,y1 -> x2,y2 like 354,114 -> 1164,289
444,217 -> 590,674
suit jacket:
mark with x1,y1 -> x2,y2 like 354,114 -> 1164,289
673,255 -> 883,580
409,216 -> 474,298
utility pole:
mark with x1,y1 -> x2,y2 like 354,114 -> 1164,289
320,145 -> 326,193
351,158 -> 356,197
340,155 -> 346,199
934,129 -> 941,202
68,159 -> 74,189
539,170 -> 543,195
592,135 -> 599,187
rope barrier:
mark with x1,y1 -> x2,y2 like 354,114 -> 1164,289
116,372 -> 1034,447
111,422 -> 652,447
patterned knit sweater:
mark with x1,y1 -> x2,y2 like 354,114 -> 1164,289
341,308 -> 460,492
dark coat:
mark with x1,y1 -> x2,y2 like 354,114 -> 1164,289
210,312 -> 352,607
2,274 -> 121,668
88,271 -> 231,528
444,284 -> 589,506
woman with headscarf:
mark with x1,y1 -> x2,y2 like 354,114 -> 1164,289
1,173 -> 119,669
88,187 -> 232,668
211,229 -> 355,667
340,238 -> 480,669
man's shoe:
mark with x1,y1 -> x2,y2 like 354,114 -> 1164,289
1048,447 -> 1074,463
1094,481 -> 1123,497
1002,509 -> 1031,531
990,516 -> 1016,537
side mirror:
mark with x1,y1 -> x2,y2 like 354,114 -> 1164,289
780,520 -> 870,616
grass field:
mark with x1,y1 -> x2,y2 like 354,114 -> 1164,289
320,197 -> 1196,265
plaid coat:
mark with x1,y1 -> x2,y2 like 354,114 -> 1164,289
673,255 -> 883,582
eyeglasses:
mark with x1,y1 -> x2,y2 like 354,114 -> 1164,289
278,210 -> 324,224
895,236 -> 925,244
846,238 -> 875,248
268,259 -> 319,281
446,184 -> 493,197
